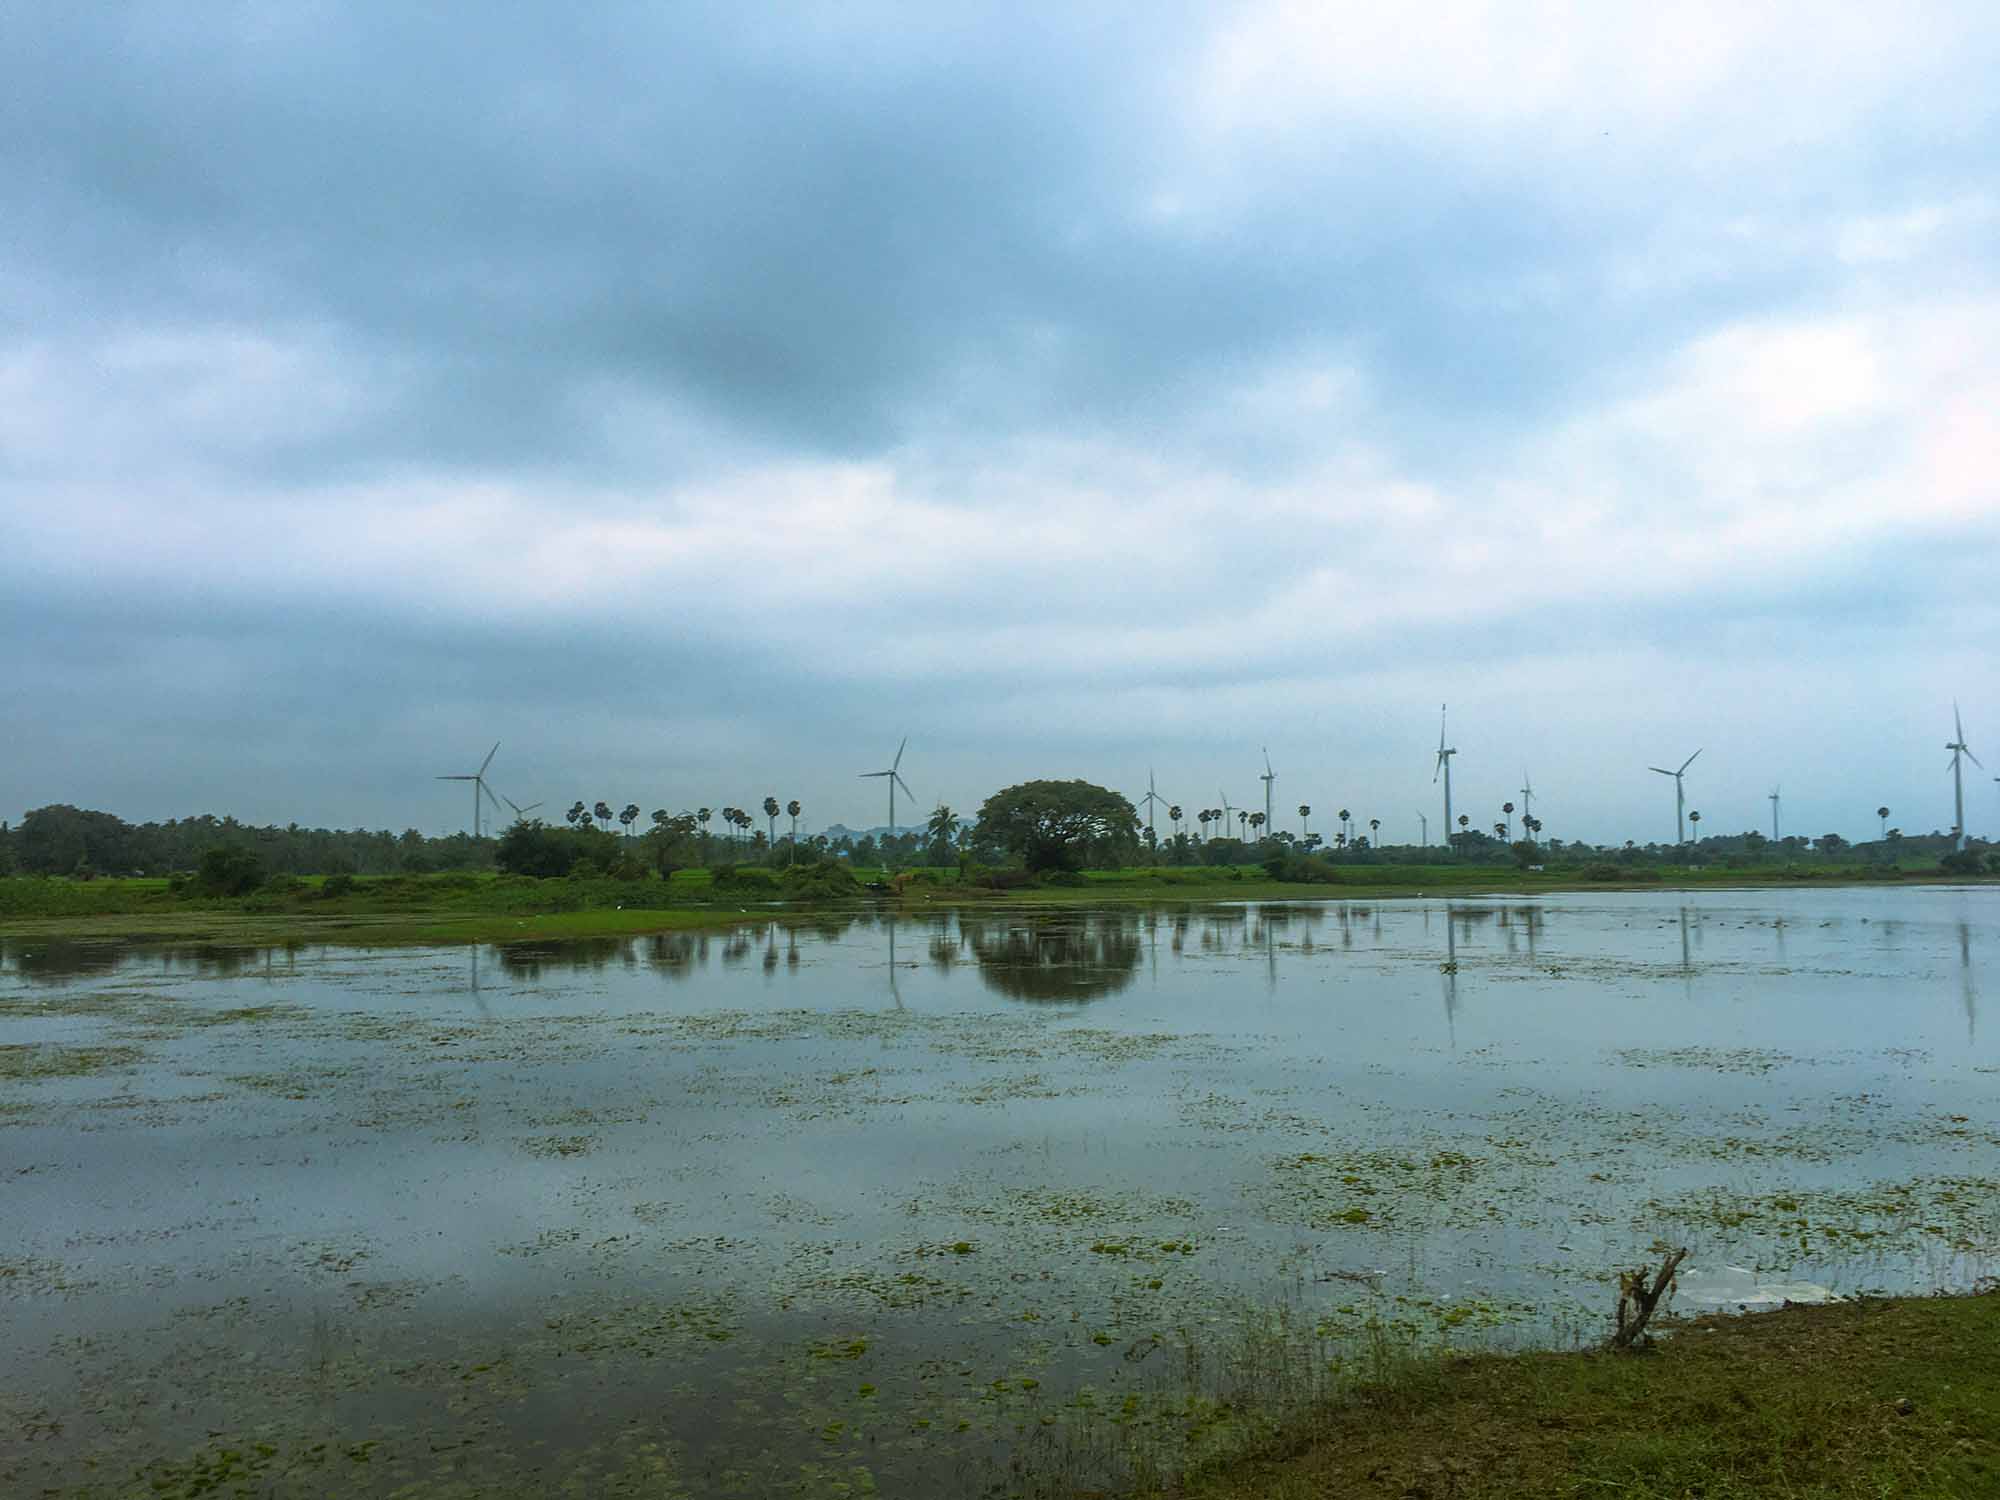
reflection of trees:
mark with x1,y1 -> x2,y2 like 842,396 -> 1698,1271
2,939 -> 128,984
497,938 -> 630,978
962,914 -> 1142,1002
644,933 -> 700,978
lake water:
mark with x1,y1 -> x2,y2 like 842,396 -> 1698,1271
3,888 -> 1996,1496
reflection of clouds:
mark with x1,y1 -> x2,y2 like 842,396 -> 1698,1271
961,913 -> 1142,1003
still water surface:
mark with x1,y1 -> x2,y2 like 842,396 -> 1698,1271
2,889 -> 1995,1494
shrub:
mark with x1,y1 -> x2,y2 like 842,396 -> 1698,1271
1035,869 -> 1088,887
780,861 -> 861,901
1940,849 -> 1986,876
710,864 -> 779,897
1263,855 -> 1334,884
196,845 -> 265,897
320,873 -> 358,898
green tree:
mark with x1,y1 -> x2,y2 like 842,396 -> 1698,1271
973,780 -> 1140,873
787,799 -> 802,841
763,796 -> 781,844
619,803 -> 640,837
196,844 -> 265,896
593,801 -> 612,832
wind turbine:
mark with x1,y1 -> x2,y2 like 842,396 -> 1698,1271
1417,810 -> 1429,849
1259,749 -> 1276,837
1768,786 -> 1781,842
1219,789 -> 1235,841
1518,770 -> 1534,830
437,742 -> 505,838
1136,768 -> 1169,847
1648,749 -> 1701,845
499,792 -> 544,821
1946,703 -> 1981,851
1432,706 -> 1456,851
860,736 -> 915,836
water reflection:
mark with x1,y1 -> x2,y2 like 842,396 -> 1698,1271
1960,919 -> 1978,1043
960,913 -> 1142,1002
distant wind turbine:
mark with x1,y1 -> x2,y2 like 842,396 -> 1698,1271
1219,789 -> 1235,840
1259,749 -> 1276,838
1768,785 -> 1781,842
1946,703 -> 1981,852
500,792 -> 544,821
1136,768 -> 1170,847
1648,749 -> 1702,845
437,741 -> 505,839
1416,810 -> 1428,849
1432,706 -> 1457,851
1518,770 -> 1535,829
860,736 -> 915,836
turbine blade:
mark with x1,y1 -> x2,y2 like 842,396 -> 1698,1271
893,736 -> 907,771
1680,749 -> 1702,773
438,775 -> 475,781
1956,701 -> 1964,741
1648,767 -> 1673,777
895,773 -> 914,798
480,741 -> 500,776
1968,747 -> 1986,770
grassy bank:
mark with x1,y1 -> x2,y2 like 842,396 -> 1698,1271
0,862 -> 1986,947
1035,1292 -> 2000,1500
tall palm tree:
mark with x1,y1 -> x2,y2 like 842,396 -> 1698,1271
1368,817 -> 1379,846
1688,810 -> 1701,841
926,803 -> 960,854
1298,803 -> 1311,839
619,803 -> 640,837
1237,810 -> 1248,840
1249,811 -> 1265,840
697,807 -> 712,842
1876,805 -> 1890,838
762,796 -> 780,844
1501,801 -> 1514,839
566,801 -> 586,827
1456,813 -> 1470,845
1168,804 -> 1183,839
1337,808 -> 1351,843
787,799 -> 802,842
593,800 -> 612,833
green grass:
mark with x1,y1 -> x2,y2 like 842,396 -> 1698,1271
0,861 -> 1984,948
1154,1292 -> 2000,1500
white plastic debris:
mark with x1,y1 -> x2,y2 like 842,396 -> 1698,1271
1676,1264 -> 1841,1307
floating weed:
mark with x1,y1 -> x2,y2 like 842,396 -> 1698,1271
0,1042 -> 144,1079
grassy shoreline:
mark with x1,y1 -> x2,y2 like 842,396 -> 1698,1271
0,865 -> 1987,948
1121,1290 -> 2000,1500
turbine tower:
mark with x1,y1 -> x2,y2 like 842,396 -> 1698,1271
1946,703 -> 1981,851
1648,749 -> 1702,845
1136,768 -> 1170,846
860,736 -> 915,837
1768,785 -> 1781,842
1259,748 -> 1276,837
1432,706 -> 1457,851
437,741 -> 504,839
1518,770 -> 1534,829
1417,809 -> 1429,849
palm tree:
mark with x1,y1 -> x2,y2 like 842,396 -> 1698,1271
1688,810 -> 1701,841
1198,810 -> 1211,841
1249,811 -> 1266,840
593,800 -> 612,832
787,799 -> 802,841
1368,817 -> 1379,846
1876,805 -> 1890,838
762,796 -> 780,844
1501,801 -> 1514,839
1168,804 -> 1183,839
566,801 -> 587,826
1456,813 -> 1469,847
697,807 -> 712,842
1337,808 -> 1351,843
926,803 -> 960,855
651,809 -> 669,831
1298,803 -> 1311,839
1237,810 -> 1248,840
619,803 -> 640,837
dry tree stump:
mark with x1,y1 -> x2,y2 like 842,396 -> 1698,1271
1612,1246 -> 1688,1350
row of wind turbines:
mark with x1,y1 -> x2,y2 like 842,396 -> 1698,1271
442,702 -> 1991,854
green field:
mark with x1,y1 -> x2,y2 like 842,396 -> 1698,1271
0,860 -> 1985,948
1132,1291 -> 2000,1500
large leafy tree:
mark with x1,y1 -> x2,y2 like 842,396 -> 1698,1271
973,780 -> 1139,872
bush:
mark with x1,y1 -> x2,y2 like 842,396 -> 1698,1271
780,861 -> 861,901
196,845 -> 265,897
1263,855 -> 1335,884
710,864 -> 779,897
1940,849 -> 1986,876
1035,869 -> 1088,887
320,873 -> 358,898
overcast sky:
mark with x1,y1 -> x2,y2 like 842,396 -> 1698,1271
4,3 -> 1997,846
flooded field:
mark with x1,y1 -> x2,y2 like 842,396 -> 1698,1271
3,888 -> 1996,1496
